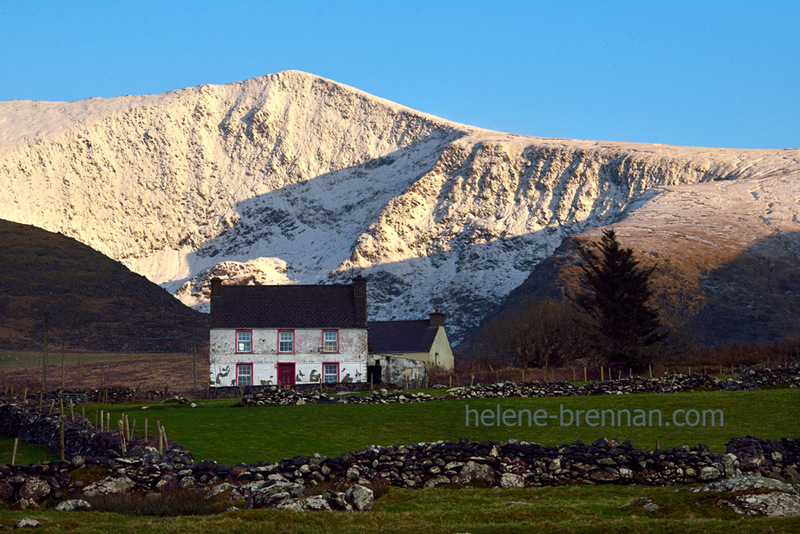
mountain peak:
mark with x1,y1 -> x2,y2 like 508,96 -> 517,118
1,73 -> 799,344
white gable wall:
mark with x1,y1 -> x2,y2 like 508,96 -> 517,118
210,327 -> 368,387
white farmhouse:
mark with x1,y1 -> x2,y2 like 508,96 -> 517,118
209,276 -> 368,387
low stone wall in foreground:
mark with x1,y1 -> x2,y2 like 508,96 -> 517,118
1,402 -> 798,509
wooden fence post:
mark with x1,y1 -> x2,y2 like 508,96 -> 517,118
59,416 -> 65,461
61,339 -> 66,390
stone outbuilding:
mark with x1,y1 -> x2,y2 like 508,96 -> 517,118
368,311 -> 455,371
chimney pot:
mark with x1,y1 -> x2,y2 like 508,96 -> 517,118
429,310 -> 446,328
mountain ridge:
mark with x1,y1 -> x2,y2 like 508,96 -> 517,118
2,71 -> 799,343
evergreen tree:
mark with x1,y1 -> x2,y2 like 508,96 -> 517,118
572,229 -> 665,367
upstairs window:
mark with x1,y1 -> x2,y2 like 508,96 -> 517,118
236,330 -> 252,353
237,363 -> 252,387
323,362 -> 339,383
323,330 -> 339,353
278,330 -> 294,353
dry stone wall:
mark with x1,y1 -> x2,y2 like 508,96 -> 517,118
1,402 -> 799,509
0,365 -> 798,510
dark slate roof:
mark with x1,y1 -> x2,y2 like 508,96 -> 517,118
368,320 -> 439,354
210,283 -> 367,329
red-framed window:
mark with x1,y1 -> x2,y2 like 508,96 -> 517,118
235,329 -> 252,353
236,363 -> 253,387
278,330 -> 295,353
322,362 -> 339,384
322,330 -> 339,353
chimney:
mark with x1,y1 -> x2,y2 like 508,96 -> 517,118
429,309 -> 446,328
210,277 -> 222,297
352,275 -> 368,327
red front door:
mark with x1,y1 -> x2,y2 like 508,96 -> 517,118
277,363 -> 295,388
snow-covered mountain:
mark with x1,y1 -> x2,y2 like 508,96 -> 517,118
2,70 -> 799,342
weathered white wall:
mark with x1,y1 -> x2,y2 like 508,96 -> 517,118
369,355 -> 426,387
209,328 -> 367,386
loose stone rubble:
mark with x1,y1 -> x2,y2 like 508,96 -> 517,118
689,475 -> 800,517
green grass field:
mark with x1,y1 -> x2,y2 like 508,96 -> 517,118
0,435 -> 58,465
0,484 -> 798,533
86,388 -> 800,465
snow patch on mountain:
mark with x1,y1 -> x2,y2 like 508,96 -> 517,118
175,257 -> 294,311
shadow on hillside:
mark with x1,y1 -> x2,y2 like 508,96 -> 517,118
458,230 -> 800,355
685,231 -> 800,345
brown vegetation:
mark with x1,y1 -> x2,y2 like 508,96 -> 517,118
0,352 -> 209,394
0,218 -> 207,353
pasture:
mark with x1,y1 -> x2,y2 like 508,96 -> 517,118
1,382 -> 798,533
85,388 -> 800,465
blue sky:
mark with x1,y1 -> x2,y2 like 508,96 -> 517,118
1,1 -> 798,148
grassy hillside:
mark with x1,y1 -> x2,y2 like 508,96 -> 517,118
0,219 -> 207,352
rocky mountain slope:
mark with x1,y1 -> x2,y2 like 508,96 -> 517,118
1,71 -> 799,343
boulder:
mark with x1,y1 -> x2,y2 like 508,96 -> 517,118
458,461 -> 499,485
345,484 -> 374,511
54,499 -> 92,511
82,476 -> 135,497
304,495 -> 332,511
155,474 -> 179,492
691,475 -> 798,495
499,473 -> 525,488
18,478 -> 51,502
274,498 -> 308,512
13,518 -> 41,529
699,466 -> 721,481
0,481 -> 15,501
691,475 -> 800,518
246,480 -> 305,509
721,492 -> 800,517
